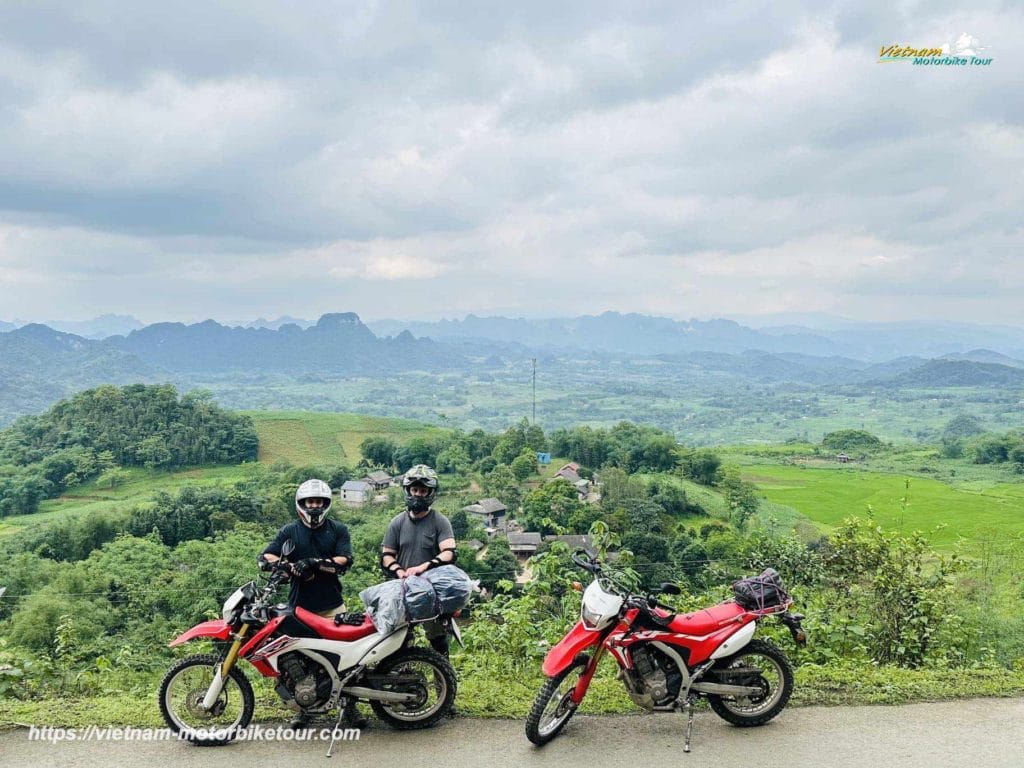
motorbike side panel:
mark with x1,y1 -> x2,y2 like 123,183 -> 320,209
168,619 -> 231,648
262,626 -> 410,674
658,614 -> 757,666
542,621 -> 605,677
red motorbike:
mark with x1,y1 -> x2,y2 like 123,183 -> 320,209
525,552 -> 806,751
159,540 -> 457,751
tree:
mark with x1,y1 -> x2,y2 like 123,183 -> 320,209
510,452 -> 537,481
942,414 -> 985,440
482,464 -> 521,512
476,537 -> 520,592
136,436 -> 172,470
360,437 -> 397,468
821,429 -> 884,454
719,467 -> 760,529
450,508 -> 471,539
435,444 -> 471,474
677,449 -> 721,486
522,480 -> 583,534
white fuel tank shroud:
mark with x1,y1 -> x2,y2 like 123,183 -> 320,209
709,620 -> 755,660
268,626 -> 410,672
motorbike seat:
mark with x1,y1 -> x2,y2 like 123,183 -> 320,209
664,602 -> 747,636
294,607 -> 379,640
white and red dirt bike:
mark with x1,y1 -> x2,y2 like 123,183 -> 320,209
159,540 -> 457,750
526,552 -> 806,752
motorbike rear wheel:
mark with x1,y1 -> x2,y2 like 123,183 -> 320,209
706,639 -> 793,727
158,653 -> 254,745
525,656 -> 588,746
368,647 -> 457,729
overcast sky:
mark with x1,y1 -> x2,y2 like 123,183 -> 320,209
0,1 -> 1020,325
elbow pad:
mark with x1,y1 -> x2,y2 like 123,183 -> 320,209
381,554 -> 401,577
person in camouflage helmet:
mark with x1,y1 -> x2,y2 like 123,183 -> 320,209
380,464 -> 458,656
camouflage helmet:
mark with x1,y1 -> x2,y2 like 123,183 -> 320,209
295,478 -> 332,528
402,464 -> 438,512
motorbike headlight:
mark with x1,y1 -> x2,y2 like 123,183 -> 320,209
222,587 -> 246,622
581,603 -> 603,629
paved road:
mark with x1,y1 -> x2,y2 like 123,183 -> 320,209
1,699 -> 1020,768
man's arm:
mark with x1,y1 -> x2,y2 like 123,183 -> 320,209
257,527 -> 288,570
317,523 -> 353,573
380,517 -> 405,578
381,546 -> 406,578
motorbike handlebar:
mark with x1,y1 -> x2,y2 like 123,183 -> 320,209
571,550 -> 600,574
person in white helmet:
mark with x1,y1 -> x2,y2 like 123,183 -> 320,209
259,478 -> 364,729
259,478 -> 353,616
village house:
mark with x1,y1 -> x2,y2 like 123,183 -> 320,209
506,532 -> 542,560
339,479 -> 372,505
543,534 -> 597,557
362,470 -> 392,491
553,461 -> 581,482
462,497 -> 508,530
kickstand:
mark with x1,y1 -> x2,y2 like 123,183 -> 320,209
325,703 -> 347,758
683,699 -> 695,753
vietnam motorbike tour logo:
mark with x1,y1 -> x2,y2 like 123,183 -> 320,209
878,33 -> 993,66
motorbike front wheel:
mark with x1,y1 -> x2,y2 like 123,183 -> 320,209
525,656 -> 588,746
706,639 -> 793,727
159,653 -> 255,745
368,647 -> 457,729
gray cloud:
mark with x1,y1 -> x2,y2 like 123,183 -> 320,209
0,1 -> 1021,325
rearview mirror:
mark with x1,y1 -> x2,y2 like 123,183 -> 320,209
658,582 -> 681,596
281,539 -> 296,559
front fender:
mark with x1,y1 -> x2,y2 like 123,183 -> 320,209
542,621 -> 603,677
168,619 -> 231,648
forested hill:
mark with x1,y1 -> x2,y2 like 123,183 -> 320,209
0,384 -> 258,515
106,312 -> 466,374
874,359 -> 1024,388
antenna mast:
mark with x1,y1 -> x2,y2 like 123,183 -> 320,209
531,357 -> 537,424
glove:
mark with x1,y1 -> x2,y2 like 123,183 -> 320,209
290,558 -> 316,581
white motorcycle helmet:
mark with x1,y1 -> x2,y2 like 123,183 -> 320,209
295,478 -> 332,528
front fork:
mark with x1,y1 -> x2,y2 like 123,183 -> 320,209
570,642 -> 606,704
200,624 -> 249,710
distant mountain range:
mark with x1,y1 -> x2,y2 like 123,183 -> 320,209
0,314 -> 144,339
368,312 -> 1024,362
0,324 -> 162,424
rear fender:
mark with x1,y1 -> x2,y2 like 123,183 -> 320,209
168,619 -> 231,648
541,621 -> 603,677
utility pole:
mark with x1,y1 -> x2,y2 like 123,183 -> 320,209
531,357 -> 537,425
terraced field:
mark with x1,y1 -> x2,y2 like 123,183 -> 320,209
245,411 -> 445,465
738,463 -> 1024,548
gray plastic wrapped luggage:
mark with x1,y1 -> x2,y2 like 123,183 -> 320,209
401,575 -> 439,621
423,565 -> 473,615
360,565 -> 474,634
359,579 -> 406,635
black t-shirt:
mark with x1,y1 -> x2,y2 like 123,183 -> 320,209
262,519 -> 353,612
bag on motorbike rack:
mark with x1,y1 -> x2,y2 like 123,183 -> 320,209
421,565 -> 474,615
731,567 -> 790,611
401,575 -> 440,621
360,579 -> 407,634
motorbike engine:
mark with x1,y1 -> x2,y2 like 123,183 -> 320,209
623,646 -> 683,710
277,652 -> 333,710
